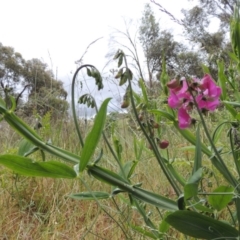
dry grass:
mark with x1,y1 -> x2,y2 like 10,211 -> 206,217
0,110 -> 236,239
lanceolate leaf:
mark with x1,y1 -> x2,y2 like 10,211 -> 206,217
193,125 -> 202,174
79,98 -> 111,172
139,78 -> 148,106
69,191 -> 110,200
184,168 -> 203,200
217,60 -> 227,100
208,186 -> 234,211
165,210 -> 239,239
149,109 -> 175,121
87,165 -> 178,210
129,224 -> 159,239
0,154 -> 76,178
173,122 -> 211,156
201,64 -> 210,74
18,139 -> 39,157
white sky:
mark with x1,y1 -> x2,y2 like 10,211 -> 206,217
0,0 -> 194,115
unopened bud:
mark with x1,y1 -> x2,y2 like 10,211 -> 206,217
138,114 -> 144,121
158,140 -> 169,149
121,100 -> 129,108
150,119 -> 160,129
167,78 -> 181,90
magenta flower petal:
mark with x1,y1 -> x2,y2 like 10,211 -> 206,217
200,75 -> 222,97
168,90 -> 192,109
168,91 -> 180,108
178,107 -> 192,129
197,74 -> 221,111
205,98 -> 220,111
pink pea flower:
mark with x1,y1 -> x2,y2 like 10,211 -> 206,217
196,74 -> 222,111
168,79 -> 192,109
166,74 -> 222,129
178,107 -> 192,129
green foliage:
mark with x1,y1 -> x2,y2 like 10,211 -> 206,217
69,191 -> 110,200
79,98 -> 111,172
3,3 -> 240,237
208,186 -> 234,211
165,210 -> 239,239
184,168 -> 203,200
0,154 -> 76,178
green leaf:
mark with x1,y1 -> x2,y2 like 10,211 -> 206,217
208,186 -> 234,211
228,52 -> 239,62
193,125 -> 202,174
133,137 -> 144,161
88,165 -> 178,210
0,154 -> 77,178
127,161 -> 138,179
235,197 -> 240,228
79,98 -> 111,172
119,71 -> 128,86
129,224 -> 159,239
114,68 -> 123,79
164,160 -> 186,186
212,122 -> 226,145
159,212 -> 171,233
193,202 -> 214,213
149,109 -> 175,121
113,49 -> 121,60
184,168 -> 202,200
0,97 -> 6,109
121,161 -> 138,179
139,78 -> 148,106
18,139 -> 39,157
201,64 -> 210,74
165,210 -> 239,239
224,102 -> 238,118
159,57 -> 169,96
188,168 -> 203,184
69,191 -> 110,200
118,54 -> 123,67
127,68 -> 133,80
86,67 -> 92,77
177,194 -> 185,210
174,122 -> 211,156
184,184 -> 198,200
113,137 -> 122,160
217,60 -> 227,100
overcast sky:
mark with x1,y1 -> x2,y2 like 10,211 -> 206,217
1,0 -> 194,115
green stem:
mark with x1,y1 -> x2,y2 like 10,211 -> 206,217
1,108 -> 79,163
87,164 -> 178,211
191,93 -> 239,189
121,51 -> 181,196
71,64 -> 97,148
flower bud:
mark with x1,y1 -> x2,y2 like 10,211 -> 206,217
121,100 -> 129,108
138,113 -> 144,121
158,140 -> 169,149
149,119 -> 160,129
167,78 -> 181,89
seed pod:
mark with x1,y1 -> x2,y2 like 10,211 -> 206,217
121,100 -> 129,108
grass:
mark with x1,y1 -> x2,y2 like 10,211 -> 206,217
0,107 -> 236,239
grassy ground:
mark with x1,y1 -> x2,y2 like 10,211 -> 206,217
0,109 -> 234,239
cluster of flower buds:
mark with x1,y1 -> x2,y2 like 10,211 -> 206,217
167,74 -> 222,128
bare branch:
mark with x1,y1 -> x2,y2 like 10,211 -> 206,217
75,37 -> 103,65
150,0 -> 185,26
